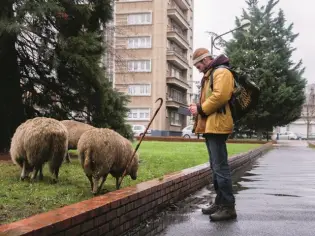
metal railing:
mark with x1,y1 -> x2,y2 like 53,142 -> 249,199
168,2 -> 188,22
167,25 -> 188,43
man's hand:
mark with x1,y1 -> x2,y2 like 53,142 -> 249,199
189,104 -> 198,116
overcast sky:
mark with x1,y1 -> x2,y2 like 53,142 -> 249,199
192,0 -> 314,88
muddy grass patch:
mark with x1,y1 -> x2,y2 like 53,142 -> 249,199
0,142 -> 260,224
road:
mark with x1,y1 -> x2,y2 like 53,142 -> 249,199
127,141 -> 315,236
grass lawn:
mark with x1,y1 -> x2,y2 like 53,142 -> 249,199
0,141 -> 260,224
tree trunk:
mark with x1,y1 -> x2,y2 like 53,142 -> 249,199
0,4 -> 24,152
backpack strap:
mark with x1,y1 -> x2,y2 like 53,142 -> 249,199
209,65 -> 231,90
209,65 -> 231,114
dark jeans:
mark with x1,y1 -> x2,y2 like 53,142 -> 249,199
204,133 -> 235,206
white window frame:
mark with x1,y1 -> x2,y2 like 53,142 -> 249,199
170,111 -> 181,126
128,84 -> 151,96
127,60 -> 151,72
127,108 -> 151,121
127,13 -> 152,25
127,36 -> 152,49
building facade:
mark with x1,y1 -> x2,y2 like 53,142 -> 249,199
114,0 -> 194,136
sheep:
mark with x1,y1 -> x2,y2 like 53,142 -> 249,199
10,117 -> 68,182
60,120 -> 95,163
77,128 -> 139,195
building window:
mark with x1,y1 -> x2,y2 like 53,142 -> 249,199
128,84 -> 151,96
169,88 -> 186,103
127,13 -> 152,25
170,111 -> 181,126
127,108 -> 150,120
128,60 -> 151,72
128,36 -> 151,49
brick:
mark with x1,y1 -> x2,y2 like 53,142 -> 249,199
65,225 -> 81,236
94,214 -> 107,227
109,218 -> 120,230
141,197 -> 149,205
129,194 -> 138,202
137,190 -> 147,198
134,199 -> 142,208
129,209 -> 138,219
126,201 -> 135,212
137,206 -> 145,215
71,212 -> 91,226
120,196 -> 131,205
98,223 -> 109,235
106,209 -> 117,221
80,219 -> 94,233
110,199 -> 121,209
124,220 -> 131,231
117,205 -> 126,217
84,228 -> 99,236
114,223 -> 124,235
52,231 -> 65,236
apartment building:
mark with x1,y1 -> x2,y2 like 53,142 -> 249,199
114,0 -> 194,136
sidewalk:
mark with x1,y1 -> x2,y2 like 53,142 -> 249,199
150,143 -> 315,236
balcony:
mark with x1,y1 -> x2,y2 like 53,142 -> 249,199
167,26 -> 189,49
167,3 -> 189,30
173,0 -> 190,10
167,49 -> 189,70
167,75 -> 190,91
166,97 -> 188,109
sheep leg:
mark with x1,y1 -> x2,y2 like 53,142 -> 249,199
20,160 -> 31,181
92,177 -> 100,195
38,165 -> 44,180
86,174 -> 93,190
116,177 -> 122,190
51,168 -> 59,184
97,174 -> 108,193
64,152 -> 71,164
20,161 -> 27,181
31,168 -> 39,180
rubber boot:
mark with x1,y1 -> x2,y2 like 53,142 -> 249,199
209,205 -> 237,221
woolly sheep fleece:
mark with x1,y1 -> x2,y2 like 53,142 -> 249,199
60,120 -> 94,150
10,117 -> 69,182
60,120 -> 94,163
77,128 -> 139,194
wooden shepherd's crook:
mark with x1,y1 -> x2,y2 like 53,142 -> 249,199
117,98 -> 164,189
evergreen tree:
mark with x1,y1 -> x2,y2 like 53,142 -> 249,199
0,0 -> 133,152
225,0 -> 307,137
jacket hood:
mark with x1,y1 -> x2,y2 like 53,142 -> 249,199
206,54 -> 230,71
200,54 -> 230,87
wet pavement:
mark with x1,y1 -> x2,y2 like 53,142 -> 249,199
125,142 -> 315,236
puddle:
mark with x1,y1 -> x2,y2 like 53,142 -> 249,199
122,157 -> 262,236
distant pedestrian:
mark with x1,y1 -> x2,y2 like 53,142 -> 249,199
189,48 -> 236,221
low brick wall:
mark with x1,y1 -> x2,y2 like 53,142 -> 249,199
0,143 -> 273,236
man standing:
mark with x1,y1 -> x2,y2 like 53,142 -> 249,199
189,48 -> 236,221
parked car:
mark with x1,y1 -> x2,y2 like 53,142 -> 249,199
131,124 -> 151,137
296,133 -> 307,140
271,131 -> 298,140
181,125 -> 203,139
